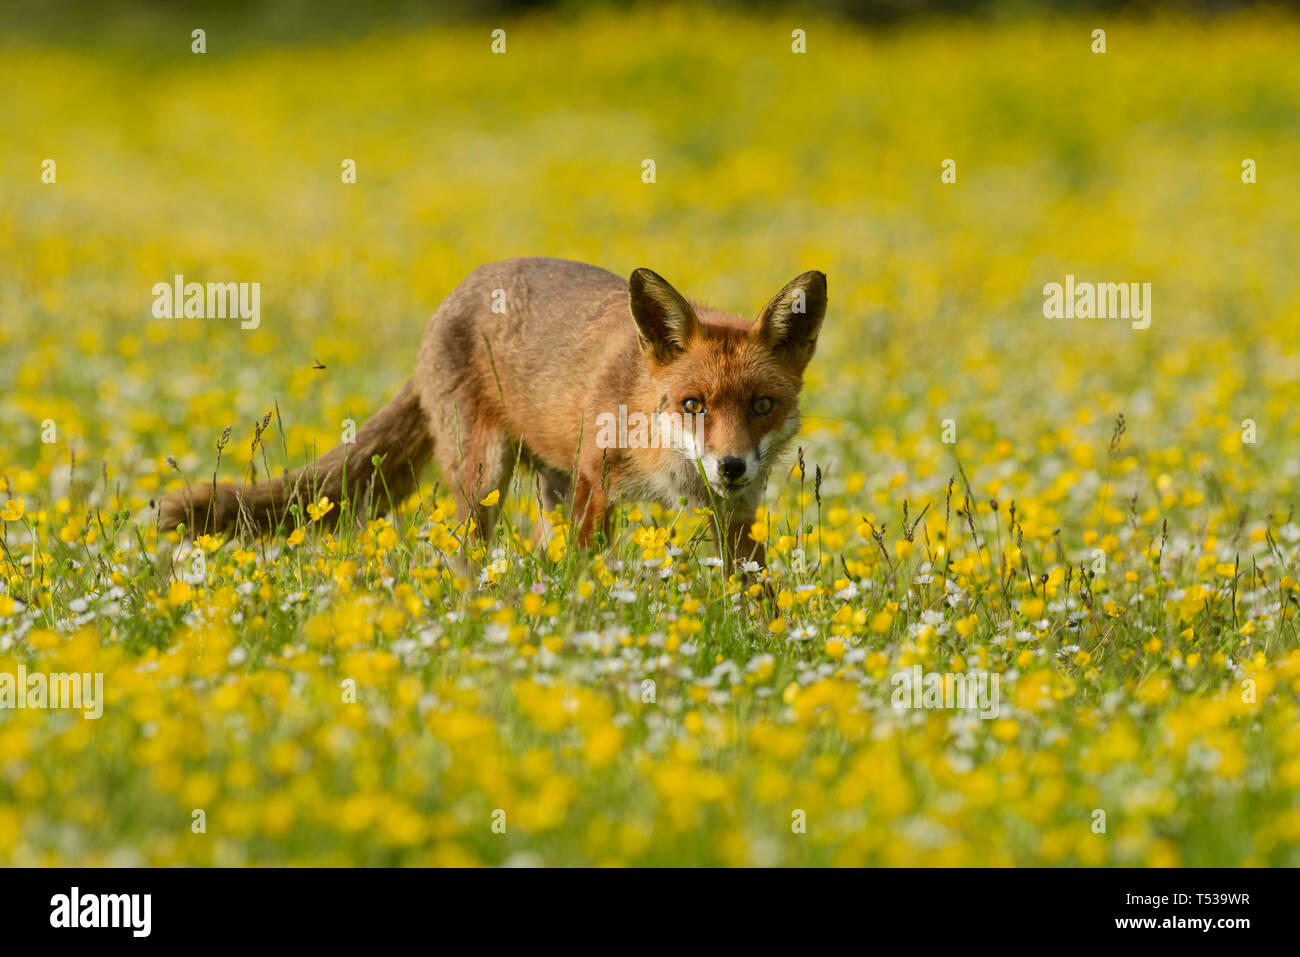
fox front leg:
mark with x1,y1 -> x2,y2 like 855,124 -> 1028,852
572,474 -> 610,549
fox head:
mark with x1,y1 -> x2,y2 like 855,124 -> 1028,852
628,267 -> 827,500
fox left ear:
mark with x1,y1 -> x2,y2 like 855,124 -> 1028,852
755,270 -> 827,371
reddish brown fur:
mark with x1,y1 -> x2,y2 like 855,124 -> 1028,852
159,258 -> 826,569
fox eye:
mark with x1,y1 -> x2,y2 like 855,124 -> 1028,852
750,396 -> 774,416
682,397 -> 705,415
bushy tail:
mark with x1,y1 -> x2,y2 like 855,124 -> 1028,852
158,379 -> 434,537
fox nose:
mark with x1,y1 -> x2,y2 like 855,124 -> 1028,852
719,457 -> 747,482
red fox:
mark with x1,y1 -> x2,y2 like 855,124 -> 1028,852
159,258 -> 827,568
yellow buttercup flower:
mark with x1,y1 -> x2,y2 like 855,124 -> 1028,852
307,497 -> 335,522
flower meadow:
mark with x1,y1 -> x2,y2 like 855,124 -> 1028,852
3,6 -> 1300,866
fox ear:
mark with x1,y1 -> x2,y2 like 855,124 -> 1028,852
755,270 -> 827,371
628,268 -> 701,364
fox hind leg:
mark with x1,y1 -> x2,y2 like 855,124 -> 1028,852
432,406 -> 515,545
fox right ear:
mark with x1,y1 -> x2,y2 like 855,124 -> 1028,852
628,268 -> 701,365
755,270 -> 827,373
